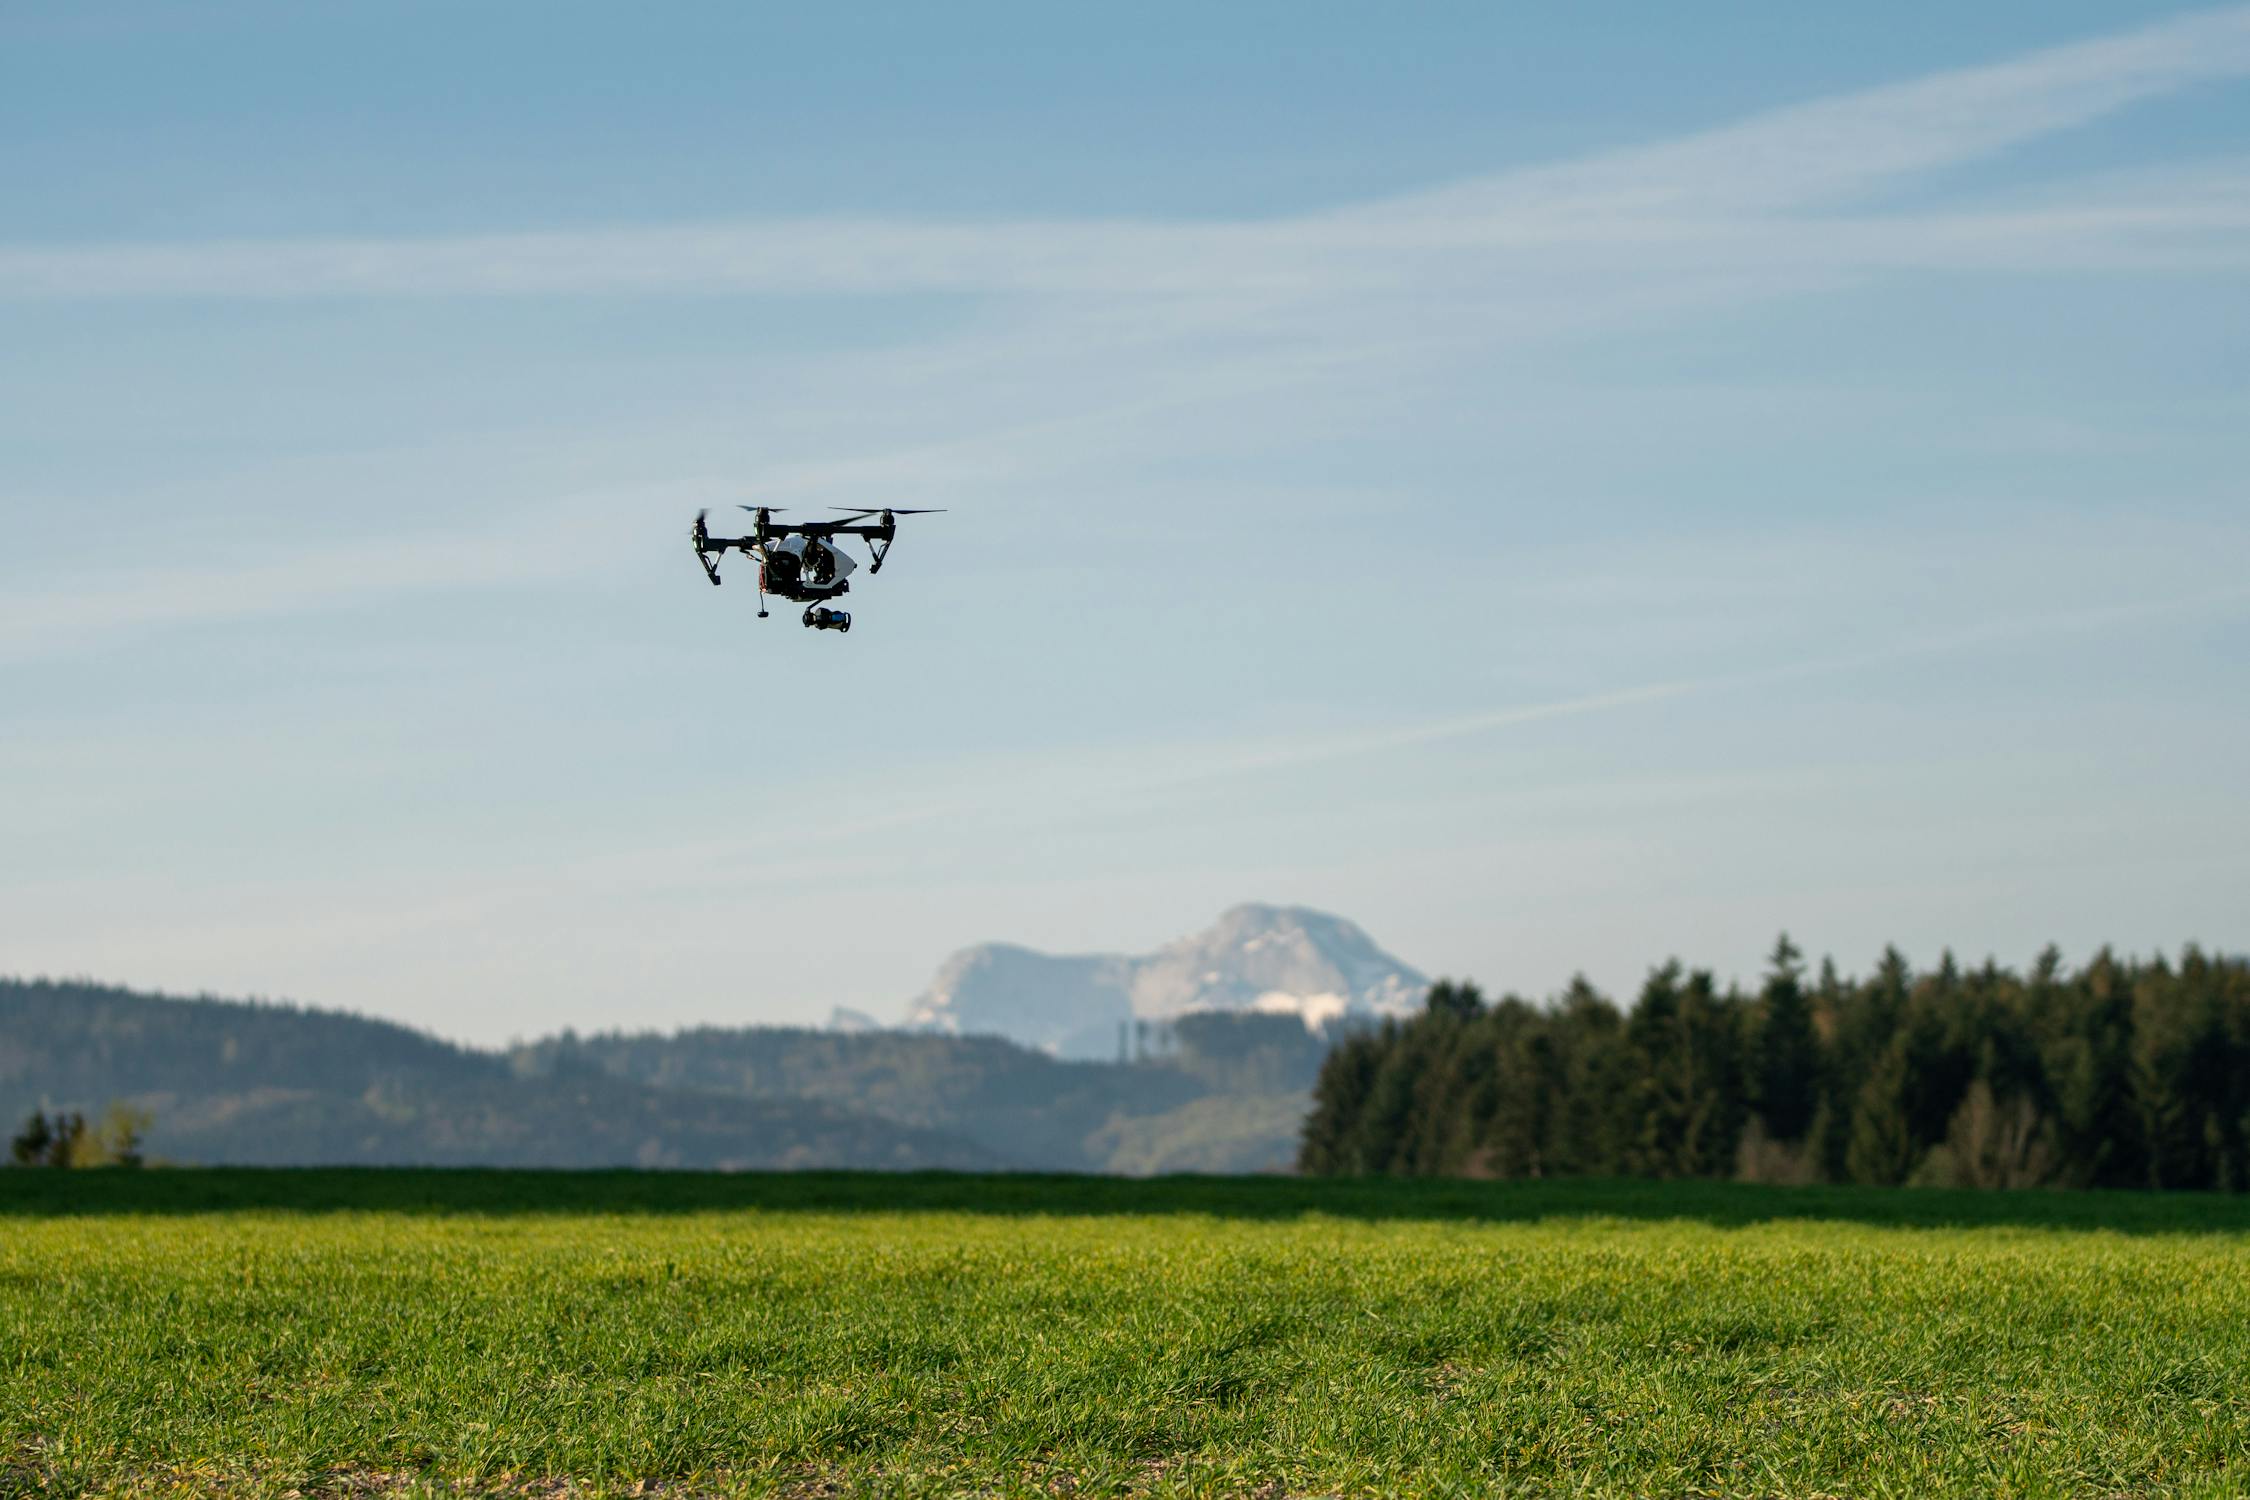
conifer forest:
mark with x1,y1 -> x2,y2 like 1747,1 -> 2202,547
1301,942 -> 2250,1191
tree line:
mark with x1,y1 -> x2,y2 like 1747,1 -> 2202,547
9,1105 -> 149,1168
1299,941 -> 2250,1191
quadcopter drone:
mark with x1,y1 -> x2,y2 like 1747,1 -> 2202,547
690,505 -> 943,632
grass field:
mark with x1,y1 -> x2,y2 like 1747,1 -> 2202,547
4,1173 -> 2248,1497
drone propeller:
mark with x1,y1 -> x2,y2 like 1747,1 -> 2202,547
737,505 -> 788,514
826,507 -> 944,575
690,510 -> 721,585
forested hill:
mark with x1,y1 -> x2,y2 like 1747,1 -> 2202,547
0,979 -> 1328,1172
1,978 -> 494,1100
0,979 -> 1003,1170
510,1008 -> 1329,1172
1301,943 -> 2250,1192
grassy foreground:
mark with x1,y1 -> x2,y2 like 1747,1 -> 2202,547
3,1173 -> 2247,1498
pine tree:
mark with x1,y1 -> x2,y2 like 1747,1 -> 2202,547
1549,976 -> 1627,1175
1754,934 -> 1820,1142
1352,1035 -> 1427,1176
1479,1011 -> 1556,1178
1298,1033 -> 1381,1174
1846,1042 -> 1918,1185
1809,955 -> 1851,1181
9,1110 -> 53,1167
1680,970 -> 1750,1176
2054,948 -> 2146,1187
1424,980 -> 1486,1020
1623,964 -> 1689,1176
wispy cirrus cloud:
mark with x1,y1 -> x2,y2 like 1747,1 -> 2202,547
523,569 -> 2250,907
0,488 -> 649,663
1367,3 -> 2250,222
2,7 -> 2246,305
6,8 -> 2247,668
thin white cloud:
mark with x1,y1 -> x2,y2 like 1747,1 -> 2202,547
1178,584 -> 2250,795
0,488 -> 644,662
2,7 -> 2246,302
570,578 -> 2250,892
1369,4 -> 2250,221
6,11 -> 2246,666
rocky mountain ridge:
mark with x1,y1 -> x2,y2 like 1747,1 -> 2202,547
903,903 -> 1428,1059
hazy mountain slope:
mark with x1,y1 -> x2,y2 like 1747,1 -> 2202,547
0,979 -> 1001,1170
148,1074 -> 1007,1170
901,944 -> 1135,1059
0,976 -> 496,1100
514,1017 -> 1311,1172
2,968 -> 1351,1173
1089,1092 -> 1315,1175
1130,905 -> 1429,1026
906,904 -> 1428,1058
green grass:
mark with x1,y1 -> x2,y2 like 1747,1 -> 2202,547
4,1173 -> 2248,1497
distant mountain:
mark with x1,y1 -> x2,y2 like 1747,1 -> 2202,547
905,945 -> 1134,1061
904,904 -> 1428,1058
1129,905 -> 1430,1027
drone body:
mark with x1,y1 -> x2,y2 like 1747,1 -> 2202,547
690,505 -> 941,631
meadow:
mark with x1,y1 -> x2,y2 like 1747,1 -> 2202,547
4,1172 -> 2247,1498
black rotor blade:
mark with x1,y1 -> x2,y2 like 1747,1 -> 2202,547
737,505 -> 788,514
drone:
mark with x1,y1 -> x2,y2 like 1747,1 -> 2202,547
690,505 -> 943,632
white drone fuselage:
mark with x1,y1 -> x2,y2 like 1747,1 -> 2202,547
761,534 -> 858,600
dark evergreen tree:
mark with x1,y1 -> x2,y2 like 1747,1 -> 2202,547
1478,1005 -> 1559,1177
1753,934 -> 1820,1141
1846,1040 -> 1918,1186
1679,970 -> 1750,1176
1424,980 -> 1486,1020
7,1109 -> 85,1168
1351,1025 -> 1429,1175
1622,963 -> 1689,1175
9,1110 -> 52,1167
1298,943 -> 2249,1194
1297,1031 -> 1382,1174
1549,976 -> 1628,1175
1809,954 -> 1854,1180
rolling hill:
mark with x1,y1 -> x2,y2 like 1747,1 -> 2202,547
1,977 -> 1337,1172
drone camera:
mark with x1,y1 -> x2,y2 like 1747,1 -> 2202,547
802,607 -> 851,633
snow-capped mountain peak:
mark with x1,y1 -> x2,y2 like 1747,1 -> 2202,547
903,904 -> 1428,1058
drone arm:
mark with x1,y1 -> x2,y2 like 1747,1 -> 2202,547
691,529 -> 758,586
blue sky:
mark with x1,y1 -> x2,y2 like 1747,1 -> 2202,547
3,3 -> 2246,1044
